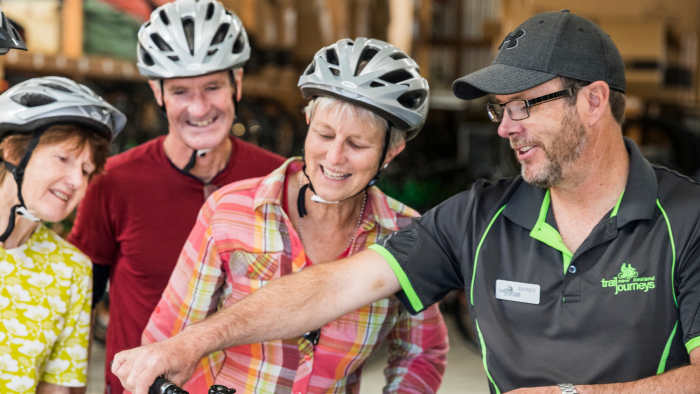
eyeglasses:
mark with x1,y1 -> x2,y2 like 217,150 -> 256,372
486,88 -> 575,122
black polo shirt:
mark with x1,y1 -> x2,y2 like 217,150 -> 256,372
370,138 -> 700,393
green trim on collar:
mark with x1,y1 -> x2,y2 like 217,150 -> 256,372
530,189 -> 573,275
685,336 -> 700,354
368,244 -> 424,312
610,190 -> 625,218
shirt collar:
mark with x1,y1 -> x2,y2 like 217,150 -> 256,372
252,157 -> 403,231
504,137 -> 657,230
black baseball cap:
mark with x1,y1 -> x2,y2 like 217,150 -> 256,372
453,9 -> 625,100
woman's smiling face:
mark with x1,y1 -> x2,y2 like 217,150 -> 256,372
303,101 -> 404,202
17,139 -> 95,223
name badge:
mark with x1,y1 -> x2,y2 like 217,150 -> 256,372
495,280 -> 540,305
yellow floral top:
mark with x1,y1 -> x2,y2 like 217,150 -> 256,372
0,224 -> 92,393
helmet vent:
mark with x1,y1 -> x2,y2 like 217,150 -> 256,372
390,53 -> 408,61
168,55 -> 179,62
140,46 -> 155,66
211,23 -> 230,46
205,3 -> 215,20
325,48 -> 339,66
370,81 -> 384,88
304,61 -> 316,75
182,17 -> 195,55
41,83 -> 73,93
355,47 -> 378,76
379,69 -> 413,84
151,34 -> 173,52
397,90 -> 427,110
207,49 -> 218,56
232,32 -> 245,54
330,68 -> 340,77
225,9 -> 232,16
159,10 -> 170,25
11,93 -> 57,107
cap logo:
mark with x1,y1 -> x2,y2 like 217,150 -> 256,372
498,29 -> 525,50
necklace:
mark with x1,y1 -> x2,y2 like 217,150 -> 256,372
297,174 -> 367,254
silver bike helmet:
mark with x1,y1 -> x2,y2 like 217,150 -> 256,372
0,6 -> 27,55
0,76 -> 126,142
298,37 -> 429,141
137,0 -> 250,79
0,77 -> 126,242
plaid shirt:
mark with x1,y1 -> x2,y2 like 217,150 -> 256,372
143,158 -> 448,394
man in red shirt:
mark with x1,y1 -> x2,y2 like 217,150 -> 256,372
68,2 -> 284,393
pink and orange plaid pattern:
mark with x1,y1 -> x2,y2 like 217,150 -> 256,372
143,158 -> 448,394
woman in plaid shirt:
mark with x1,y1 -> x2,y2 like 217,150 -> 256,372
141,38 -> 448,394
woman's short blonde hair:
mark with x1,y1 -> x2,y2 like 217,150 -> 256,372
303,96 -> 405,151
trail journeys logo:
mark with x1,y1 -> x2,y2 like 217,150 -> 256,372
498,285 -> 520,298
601,263 -> 655,295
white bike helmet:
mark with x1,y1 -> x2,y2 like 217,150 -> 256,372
0,5 -> 27,55
296,38 -> 430,216
298,37 -> 429,141
0,76 -> 126,141
0,77 -> 126,242
137,0 -> 250,79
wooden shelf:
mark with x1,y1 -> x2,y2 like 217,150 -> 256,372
1,50 -> 145,82
0,51 -> 306,112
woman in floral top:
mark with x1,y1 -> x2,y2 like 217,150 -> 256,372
0,77 -> 125,393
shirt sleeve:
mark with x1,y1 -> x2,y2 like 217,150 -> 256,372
677,222 -> 700,354
68,176 -> 118,266
382,303 -> 448,394
142,195 -> 226,344
370,189 -> 480,315
41,260 -> 92,387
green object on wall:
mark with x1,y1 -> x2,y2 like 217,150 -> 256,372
83,0 -> 142,61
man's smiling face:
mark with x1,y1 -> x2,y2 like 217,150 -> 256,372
159,70 -> 236,151
495,79 -> 587,189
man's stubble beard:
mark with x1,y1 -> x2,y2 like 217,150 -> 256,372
520,106 -> 587,189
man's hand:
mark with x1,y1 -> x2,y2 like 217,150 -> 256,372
111,336 -> 200,394
505,387 -> 560,394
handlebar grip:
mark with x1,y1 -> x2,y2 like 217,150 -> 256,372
149,376 -> 189,394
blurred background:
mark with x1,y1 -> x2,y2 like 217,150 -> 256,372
3,0 -> 699,392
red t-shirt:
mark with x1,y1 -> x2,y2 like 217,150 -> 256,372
68,135 -> 285,394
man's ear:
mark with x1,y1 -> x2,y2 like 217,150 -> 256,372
148,80 -> 163,107
234,68 -> 244,102
582,81 -> 610,127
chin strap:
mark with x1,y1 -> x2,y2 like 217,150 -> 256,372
161,70 -> 240,175
1,127 -> 47,242
297,122 -> 392,218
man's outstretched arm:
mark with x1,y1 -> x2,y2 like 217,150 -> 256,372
111,248 -> 400,394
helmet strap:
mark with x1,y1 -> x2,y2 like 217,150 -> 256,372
0,126 -> 49,242
296,122 -> 392,218
159,79 -> 168,119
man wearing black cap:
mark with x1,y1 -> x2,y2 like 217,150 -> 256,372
112,10 -> 700,394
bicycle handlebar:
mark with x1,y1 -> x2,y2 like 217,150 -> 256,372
148,376 -> 236,394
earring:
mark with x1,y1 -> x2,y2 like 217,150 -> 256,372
383,163 -> 388,169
